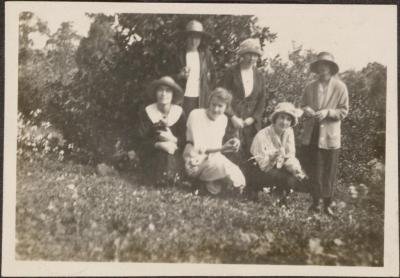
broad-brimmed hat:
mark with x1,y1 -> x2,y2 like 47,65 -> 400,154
310,52 -> 339,75
237,38 -> 263,56
179,20 -> 212,40
269,102 -> 303,127
148,76 -> 183,103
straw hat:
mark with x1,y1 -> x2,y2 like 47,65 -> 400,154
310,52 -> 339,75
237,38 -> 263,56
269,102 -> 303,127
148,76 -> 183,103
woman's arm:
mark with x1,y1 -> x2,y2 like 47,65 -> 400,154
326,86 -> 349,121
250,72 -> 266,124
250,130 -> 278,172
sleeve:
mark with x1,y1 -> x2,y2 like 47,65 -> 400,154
301,83 -> 311,108
137,107 -> 156,152
250,129 -> 276,172
175,111 -> 187,150
185,110 -> 195,145
251,72 -> 266,123
207,49 -> 217,90
222,117 -> 239,144
222,67 -> 236,118
327,84 -> 349,121
285,128 -> 296,158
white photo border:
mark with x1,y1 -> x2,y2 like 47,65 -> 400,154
3,1 -> 398,276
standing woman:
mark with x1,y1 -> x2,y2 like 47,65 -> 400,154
222,38 -> 266,162
301,52 -> 349,216
173,20 -> 216,116
137,76 -> 186,186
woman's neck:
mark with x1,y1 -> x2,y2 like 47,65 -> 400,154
272,124 -> 285,137
240,62 -> 253,71
157,103 -> 171,115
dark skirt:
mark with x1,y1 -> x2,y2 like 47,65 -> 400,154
300,123 -> 339,199
142,149 -> 183,185
244,162 -> 298,193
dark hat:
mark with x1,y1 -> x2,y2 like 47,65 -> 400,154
148,76 -> 183,103
237,38 -> 263,56
179,20 -> 212,40
310,52 -> 339,75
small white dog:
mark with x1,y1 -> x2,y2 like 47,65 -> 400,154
283,156 -> 307,181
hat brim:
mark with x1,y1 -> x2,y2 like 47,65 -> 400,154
148,80 -> 183,104
310,60 -> 339,75
238,48 -> 263,57
269,111 -> 298,127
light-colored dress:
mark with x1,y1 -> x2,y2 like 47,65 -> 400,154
250,125 -> 300,174
184,108 -> 245,188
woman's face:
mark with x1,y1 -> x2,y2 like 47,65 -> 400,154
316,63 -> 332,81
240,52 -> 259,68
274,113 -> 293,132
156,85 -> 173,105
186,34 -> 201,50
207,97 -> 227,121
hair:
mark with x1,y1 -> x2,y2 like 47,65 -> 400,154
271,112 -> 295,126
208,87 -> 233,109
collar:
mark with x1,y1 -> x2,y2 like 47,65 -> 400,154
145,103 -> 183,126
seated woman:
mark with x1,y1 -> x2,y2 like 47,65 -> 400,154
137,76 -> 186,186
183,87 -> 246,195
246,102 -> 306,204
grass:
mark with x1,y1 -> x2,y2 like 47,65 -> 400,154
16,154 -> 384,265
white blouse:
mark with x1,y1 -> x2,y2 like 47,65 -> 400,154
186,108 -> 228,150
240,67 -> 254,98
250,125 -> 296,172
184,51 -> 201,98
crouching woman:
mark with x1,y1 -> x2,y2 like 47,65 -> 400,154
183,87 -> 246,195
246,102 -> 305,204
137,76 -> 186,186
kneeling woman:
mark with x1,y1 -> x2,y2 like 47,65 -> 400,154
247,102 -> 305,203
138,76 -> 186,185
183,87 -> 246,195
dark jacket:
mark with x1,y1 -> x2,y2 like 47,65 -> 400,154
222,64 -> 266,131
171,47 -> 216,108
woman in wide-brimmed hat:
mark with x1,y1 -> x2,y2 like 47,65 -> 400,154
222,38 -> 267,164
245,102 -> 306,204
166,20 -> 216,117
300,51 -> 349,216
137,76 -> 187,185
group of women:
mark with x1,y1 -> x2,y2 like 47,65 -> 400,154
137,20 -> 349,215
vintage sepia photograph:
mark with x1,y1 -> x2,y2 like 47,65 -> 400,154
2,1 -> 398,276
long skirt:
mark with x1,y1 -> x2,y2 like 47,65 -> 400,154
244,162 -> 298,193
300,123 -> 339,199
184,151 -> 246,188
143,149 -> 183,185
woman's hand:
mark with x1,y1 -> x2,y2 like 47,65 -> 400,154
303,106 -> 316,117
243,117 -> 255,127
178,67 -> 190,79
155,141 -> 178,155
158,128 -> 177,143
231,115 -> 244,129
223,138 -> 240,153
315,109 -> 329,121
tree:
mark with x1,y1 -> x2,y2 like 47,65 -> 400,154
60,13 -> 277,162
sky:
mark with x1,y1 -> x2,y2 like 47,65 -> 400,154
29,4 -> 396,71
